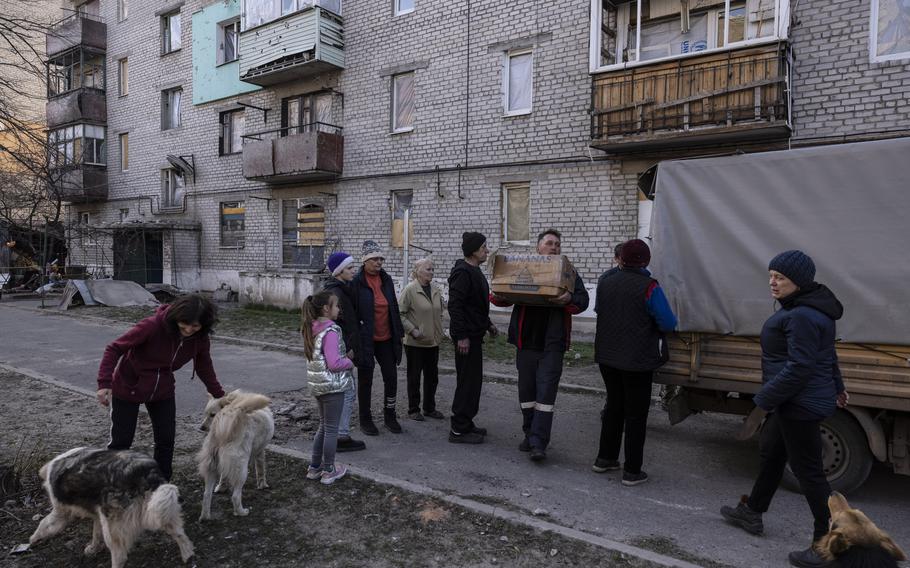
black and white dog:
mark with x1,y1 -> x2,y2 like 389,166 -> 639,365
29,447 -> 194,568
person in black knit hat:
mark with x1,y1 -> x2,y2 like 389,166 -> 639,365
447,232 -> 497,444
721,249 -> 850,568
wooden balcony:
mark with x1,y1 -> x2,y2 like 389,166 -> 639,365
46,13 -> 106,59
238,7 -> 343,87
591,45 -> 790,153
242,124 -> 343,183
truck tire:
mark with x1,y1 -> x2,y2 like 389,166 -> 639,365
782,410 -> 873,495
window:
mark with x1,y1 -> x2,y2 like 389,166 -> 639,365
79,212 -> 91,225
119,133 -> 129,171
394,0 -> 414,15
242,0 -> 341,30
83,125 -> 105,165
282,200 -> 325,269
502,182 -> 530,244
871,0 -> 910,62
119,208 -> 129,222
161,11 -> 182,54
161,87 -> 182,130
281,92 -> 334,135
46,49 -> 105,97
77,0 -> 100,17
391,72 -> 415,133
220,201 -> 246,247
218,19 -> 240,65
590,0 -> 783,71
161,168 -> 185,208
117,0 -> 127,21
118,58 -> 128,96
48,125 -> 105,168
504,49 -> 533,115
391,190 -> 414,248
220,110 -> 244,155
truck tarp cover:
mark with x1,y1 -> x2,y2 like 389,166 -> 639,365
649,138 -> 910,346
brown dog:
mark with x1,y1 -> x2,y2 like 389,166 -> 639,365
816,492 -> 906,568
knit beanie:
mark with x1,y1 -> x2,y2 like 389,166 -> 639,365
361,240 -> 384,262
327,252 -> 354,276
768,250 -> 815,289
620,239 -> 651,268
461,231 -> 487,257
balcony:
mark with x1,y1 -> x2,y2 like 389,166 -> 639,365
47,89 -> 106,129
242,124 -> 343,183
46,13 -> 106,58
590,45 -> 790,153
50,166 -> 108,203
238,7 -> 343,87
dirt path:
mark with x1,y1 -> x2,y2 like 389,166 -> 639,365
0,370 -> 657,567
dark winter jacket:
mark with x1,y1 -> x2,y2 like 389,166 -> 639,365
352,268 -> 403,366
753,284 -> 845,421
97,305 -> 225,403
323,277 -> 361,360
594,268 -> 677,371
447,259 -> 492,340
492,274 -> 589,352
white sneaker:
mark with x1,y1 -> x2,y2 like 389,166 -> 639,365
306,465 -> 322,480
320,464 -> 348,485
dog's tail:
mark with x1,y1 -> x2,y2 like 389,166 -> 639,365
210,393 -> 271,443
143,484 -> 182,530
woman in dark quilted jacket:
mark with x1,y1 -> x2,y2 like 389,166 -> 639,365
721,250 -> 849,568
96,294 -> 225,480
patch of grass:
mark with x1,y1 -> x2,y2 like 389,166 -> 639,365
630,535 -> 734,568
241,303 -> 301,315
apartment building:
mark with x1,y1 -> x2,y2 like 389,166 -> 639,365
47,0 -> 910,306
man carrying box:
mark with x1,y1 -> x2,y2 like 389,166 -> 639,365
492,229 -> 589,462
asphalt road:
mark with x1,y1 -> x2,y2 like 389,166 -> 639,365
2,301 -> 908,568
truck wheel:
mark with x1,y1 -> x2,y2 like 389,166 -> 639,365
782,410 -> 873,495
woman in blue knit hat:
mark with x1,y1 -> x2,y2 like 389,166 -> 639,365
721,250 -> 849,568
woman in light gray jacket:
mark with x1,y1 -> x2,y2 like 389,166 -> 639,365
399,258 -> 446,421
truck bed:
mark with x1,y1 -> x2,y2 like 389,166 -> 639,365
655,334 -> 910,412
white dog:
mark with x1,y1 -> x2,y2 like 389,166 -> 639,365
29,447 -> 194,568
197,390 -> 275,521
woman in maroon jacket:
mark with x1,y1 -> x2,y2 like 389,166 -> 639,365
96,294 -> 225,480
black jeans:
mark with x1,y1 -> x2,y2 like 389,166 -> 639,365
451,336 -> 484,434
108,396 -> 177,480
516,349 -> 564,450
747,412 -> 832,541
597,365 -> 653,474
357,339 -> 398,418
405,345 -> 439,414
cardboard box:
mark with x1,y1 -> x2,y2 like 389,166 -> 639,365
491,254 -> 576,305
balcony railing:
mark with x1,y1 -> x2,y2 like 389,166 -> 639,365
49,165 -> 108,203
591,45 -> 790,153
46,12 -> 106,58
241,122 -> 343,182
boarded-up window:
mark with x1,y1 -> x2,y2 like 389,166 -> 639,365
220,201 -> 245,247
502,182 -> 530,243
282,200 -> 325,269
391,190 -> 414,248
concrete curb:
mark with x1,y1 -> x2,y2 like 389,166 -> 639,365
267,444 -> 704,568
11,302 -> 608,397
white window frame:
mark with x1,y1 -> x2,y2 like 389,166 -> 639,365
503,48 -> 533,116
119,132 -> 128,171
588,0 -> 790,73
217,18 -> 240,65
241,0 -> 342,31
394,0 -> 414,16
161,87 -> 182,130
502,182 -> 531,245
870,0 -> 910,63
82,125 -> 106,166
79,212 -> 91,225
391,72 -> 415,133
117,0 -> 127,21
161,11 -> 182,55
161,168 -> 185,208
118,58 -> 128,97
